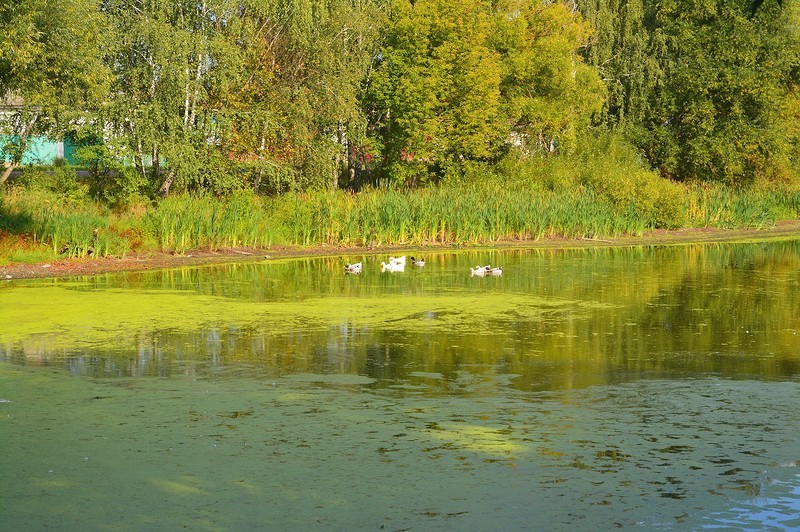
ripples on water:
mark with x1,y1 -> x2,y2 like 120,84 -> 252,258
1,369 -> 798,530
1,242 -> 799,529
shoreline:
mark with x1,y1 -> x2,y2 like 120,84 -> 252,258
2,220 -> 800,280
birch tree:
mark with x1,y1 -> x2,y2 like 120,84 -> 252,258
212,0 -> 385,193
101,0 -> 241,195
0,0 -> 110,184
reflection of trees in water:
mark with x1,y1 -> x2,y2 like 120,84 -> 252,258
632,242 -> 800,379
2,241 -> 799,388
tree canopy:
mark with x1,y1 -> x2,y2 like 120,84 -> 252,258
579,0 -> 800,184
0,0 -> 110,184
362,0 -> 603,185
1,0 -> 798,195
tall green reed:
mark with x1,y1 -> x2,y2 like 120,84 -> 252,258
4,178 -> 799,263
1,189 -> 131,258
684,183 -> 800,228
144,192 -> 278,252
265,184 -> 656,247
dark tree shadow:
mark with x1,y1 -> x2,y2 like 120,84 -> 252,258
0,200 -> 35,235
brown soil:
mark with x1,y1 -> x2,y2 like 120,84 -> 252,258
2,220 -> 800,280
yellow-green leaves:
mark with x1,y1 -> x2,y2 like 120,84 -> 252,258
365,0 -> 604,183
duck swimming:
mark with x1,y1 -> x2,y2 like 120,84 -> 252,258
470,265 -> 501,276
410,257 -> 425,267
345,262 -> 362,274
381,261 -> 405,272
470,265 -> 489,276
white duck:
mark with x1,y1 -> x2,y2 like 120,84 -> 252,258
381,261 -> 405,272
345,262 -> 362,274
410,256 -> 425,267
470,265 -> 490,276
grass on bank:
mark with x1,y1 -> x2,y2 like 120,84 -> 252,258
2,177 -> 800,266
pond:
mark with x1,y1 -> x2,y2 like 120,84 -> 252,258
1,241 -> 799,530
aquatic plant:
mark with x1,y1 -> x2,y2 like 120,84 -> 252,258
0,188 -> 133,259
2,180 -> 800,264
144,191 -> 278,252
684,183 -> 800,229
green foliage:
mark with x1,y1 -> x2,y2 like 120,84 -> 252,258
0,0 -> 111,183
72,142 -> 150,207
0,188 -> 133,259
256,180 -> 800,244
493,0 -> 605,156
578,0 -> 657,128
574,133 -> 686,229
495,133 -> 686,230
365,0 -> 504,184
15,166 -> 88,201
579,0 -> 800,185
94,0 -> 386,195
364,0 -> 604,184
3,180 -> 800,265
0,247 -> 53,266
143,191 -> 278,252
266,184 -> 673,245
2,0 -> 798,200
685,182 -> 800,228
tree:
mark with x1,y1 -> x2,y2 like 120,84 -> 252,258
364,0 -> 604,185
365,0 -> 506,185
579,0 -> 800,184
100,0 -> 238,196
577,0 -> 657,128
214,0 -> 386,193
493,0 -> 605,156
0,0 -> 110,184
99,0 -> 384,196
655,0 -> 799,183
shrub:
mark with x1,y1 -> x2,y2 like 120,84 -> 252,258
16,165 -> 88,200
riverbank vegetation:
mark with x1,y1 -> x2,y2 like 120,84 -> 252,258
2,169 -> 799,264
1,0 -> 799,264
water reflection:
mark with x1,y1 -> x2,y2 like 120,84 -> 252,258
1,366 -> 798,530
2,241 -> 799,389
1,240 -> 800,530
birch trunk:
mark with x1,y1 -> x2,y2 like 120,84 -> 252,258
160,169 -> 175,197
0,112 -> 39,185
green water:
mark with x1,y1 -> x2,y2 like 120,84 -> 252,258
1,242 -> 799,530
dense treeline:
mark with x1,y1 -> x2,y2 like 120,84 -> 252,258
1,0 -> 797,203
580,0 -> 800,184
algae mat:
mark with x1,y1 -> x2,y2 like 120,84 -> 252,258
2,243 -> 800,529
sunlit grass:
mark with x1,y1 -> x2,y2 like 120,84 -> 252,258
684,183 -> 800,228
0,245 -> 54,266
145,192 -> 278,252
0,188 -> 134,260
267,184 -> 677,246
1,180 -> 799,264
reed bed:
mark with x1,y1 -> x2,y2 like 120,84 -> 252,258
267,185 -> 664,246
144,192 -> 280,252
0,189 -> 132,258
2,181 -> 799,264
684,184 -> 800,228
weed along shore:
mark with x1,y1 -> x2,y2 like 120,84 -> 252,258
2,220 -> 799,280
3,181 -> 800,279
